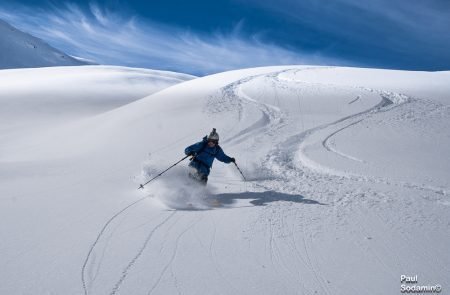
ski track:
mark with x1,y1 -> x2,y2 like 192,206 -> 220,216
266,209 -> 286,293
300,215 -> 332,295
147,214 -> 201,295
321,119 -> 365,163
90,211 -> 131,287
292,210 -> 326,295
257,70 -> 447,199
215,68 -> 410,189
269,208 -> 302,293
214,68 -> 393,185
81,195 -> 152,295
110,211 -> 176,295
210,71 -> 289,147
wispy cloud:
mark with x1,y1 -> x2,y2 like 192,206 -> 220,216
0,3 -> 342,75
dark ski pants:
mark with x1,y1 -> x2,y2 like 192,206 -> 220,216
188,167 -> 208,185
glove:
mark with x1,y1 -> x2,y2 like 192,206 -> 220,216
230,157 -> 236,163
188,151 -> 197,157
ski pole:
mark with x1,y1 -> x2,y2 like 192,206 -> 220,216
138,155 -> 190,189
233,162 -> 247,182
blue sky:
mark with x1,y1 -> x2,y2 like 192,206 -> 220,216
1,0 -> 449,75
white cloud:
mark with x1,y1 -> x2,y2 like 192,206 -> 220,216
0,3 -> 342,75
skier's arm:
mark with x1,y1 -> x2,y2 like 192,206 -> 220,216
185,138 -> 206,156
215,147 -> 234,163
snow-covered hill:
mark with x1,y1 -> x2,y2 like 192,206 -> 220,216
0,19 -> 87,69
0,66 -> 449,294
0,65 -> 195,147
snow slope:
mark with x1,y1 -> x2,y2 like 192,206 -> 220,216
0,66 -> 449,295
0,65 -> 195,146
0,19 -> 87,69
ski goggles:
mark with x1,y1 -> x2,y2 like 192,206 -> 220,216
208,139 -> 218,144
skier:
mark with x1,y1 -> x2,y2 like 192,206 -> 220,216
185,128 -> 235,185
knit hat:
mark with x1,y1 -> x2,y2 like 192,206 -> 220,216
208,128 -> 219,141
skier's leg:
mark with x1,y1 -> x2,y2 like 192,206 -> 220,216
188,167 -> 200,180
188,167 -> 207,185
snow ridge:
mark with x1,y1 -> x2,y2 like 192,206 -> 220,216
0,19 -> 87,69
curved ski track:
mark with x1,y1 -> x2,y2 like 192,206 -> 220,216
146,214 -> 202,295
224,69 -> 447,199
110,211 -> 176,295
81,195 -> 151,295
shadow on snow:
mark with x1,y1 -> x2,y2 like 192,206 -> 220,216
210,190 -> 327,207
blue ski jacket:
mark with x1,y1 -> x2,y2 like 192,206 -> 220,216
184,136 -> 233,176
